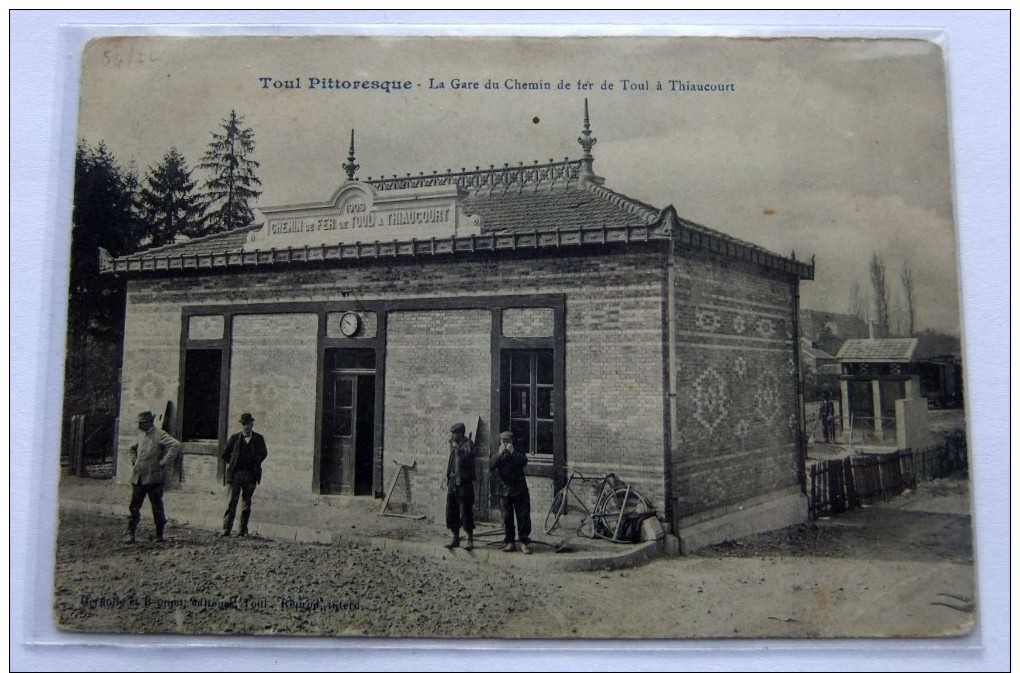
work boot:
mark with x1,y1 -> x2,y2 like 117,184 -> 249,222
122,531 -> 136,544
444,536 -> 460,550
502,543 -> 516,552
465,534 -> 474,550
221,530 -> 232,538
239,530 -> 248,538
520,543 -> 531,555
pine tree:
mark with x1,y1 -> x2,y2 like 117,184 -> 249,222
140,147 -> 205,246
70,141 -> 143,324
198,110 -> 262,234
66,140 -> 143,417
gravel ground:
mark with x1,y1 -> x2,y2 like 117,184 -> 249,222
694,474 -> 972,564
53,513 -> 567,637
53,473 -> 974,639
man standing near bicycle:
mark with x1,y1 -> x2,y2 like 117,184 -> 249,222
490,430 -> 532,554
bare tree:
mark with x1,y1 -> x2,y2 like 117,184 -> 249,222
888,296 -> 906,337
901,261 -> 916,335
869,253 -> 889,338
848,281 -> 867,322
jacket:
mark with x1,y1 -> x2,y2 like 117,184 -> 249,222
445,437 -> 475,489
222,431 -> 269,484
130,427 -> 182,485
490,447 -> 529,497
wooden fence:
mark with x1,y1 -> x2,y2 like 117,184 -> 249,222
62,411 -> 117,478
808,433 -> 967,520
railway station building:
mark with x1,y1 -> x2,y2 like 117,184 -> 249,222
104,106 -> 815,551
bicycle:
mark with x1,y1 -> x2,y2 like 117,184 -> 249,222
544,468 -> 652,542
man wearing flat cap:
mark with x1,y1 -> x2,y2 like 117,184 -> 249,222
444,422 -> 476,550
490,430 -> 532,554
221,412 -> 269,537
125,410 -> 182,543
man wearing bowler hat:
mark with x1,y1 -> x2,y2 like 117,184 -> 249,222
444,422 -> 476,550
125,410 -> 181,543
490,430 -> 532,554
221,412 -> 269,537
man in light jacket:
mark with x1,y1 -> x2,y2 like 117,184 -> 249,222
126,410 -> 181,543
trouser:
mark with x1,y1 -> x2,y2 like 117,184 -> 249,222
822,418 -> 833,442
223,472 -> 257,534
128,482 -> 166,537
501,490 -> 532,544
445,485 -> 475,536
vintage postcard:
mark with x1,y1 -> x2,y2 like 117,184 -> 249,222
55,34 -> 974,640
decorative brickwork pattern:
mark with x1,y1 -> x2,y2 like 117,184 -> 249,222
182,453 -> 218,486
501,308 -> 554,338
115,303 -> 183,481
187,314 -> 224,340
673,250 -> 801,519
229,314 -> 319,495
384,310 -> 492,519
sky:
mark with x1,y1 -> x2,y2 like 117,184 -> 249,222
75,35 -> 963,335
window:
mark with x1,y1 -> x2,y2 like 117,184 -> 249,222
182,349 -> 222,441
503,349 -> 554,457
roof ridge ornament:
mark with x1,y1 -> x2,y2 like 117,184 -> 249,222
577,98 -> 603,185
343,129 -> 359,181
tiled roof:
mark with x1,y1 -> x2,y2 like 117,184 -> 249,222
836,338 -> 919,363
800,337 -> 836,361
122,225 -> 258,260
108,159 -> 813,280
461,182 -> 658,233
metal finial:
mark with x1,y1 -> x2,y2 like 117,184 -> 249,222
343,129 -> 359,181
577,97 -> 597,160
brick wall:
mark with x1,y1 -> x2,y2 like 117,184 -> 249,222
120,249 -> 670,515
563,275 -> 667,509
115,302 -> 182,483
502,308 -> 554,338
672,249 -> 802,519
384,309 -> 492,519
228,313 -> 319,495
183,454 -> 218,486
187,314 -> 224,340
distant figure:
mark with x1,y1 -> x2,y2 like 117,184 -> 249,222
490,430 -> 532,554
819,393 -> 836,443
221,412 -> 269,537
444,423 -> 476,550
126,410 -> 181,543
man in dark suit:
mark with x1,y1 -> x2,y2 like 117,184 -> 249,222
444,422 -> 476,550
221,412 -> 269,537
490,430 -> 532,554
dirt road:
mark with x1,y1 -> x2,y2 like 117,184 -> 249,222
52,474 -> 974,639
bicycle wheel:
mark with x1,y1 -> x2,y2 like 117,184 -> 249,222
544,488 -> 567,534
593,486 -> 651,542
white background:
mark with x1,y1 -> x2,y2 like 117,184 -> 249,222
9,10 -> 1009,672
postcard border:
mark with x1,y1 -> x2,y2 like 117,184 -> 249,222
11,10 -> 1008,672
